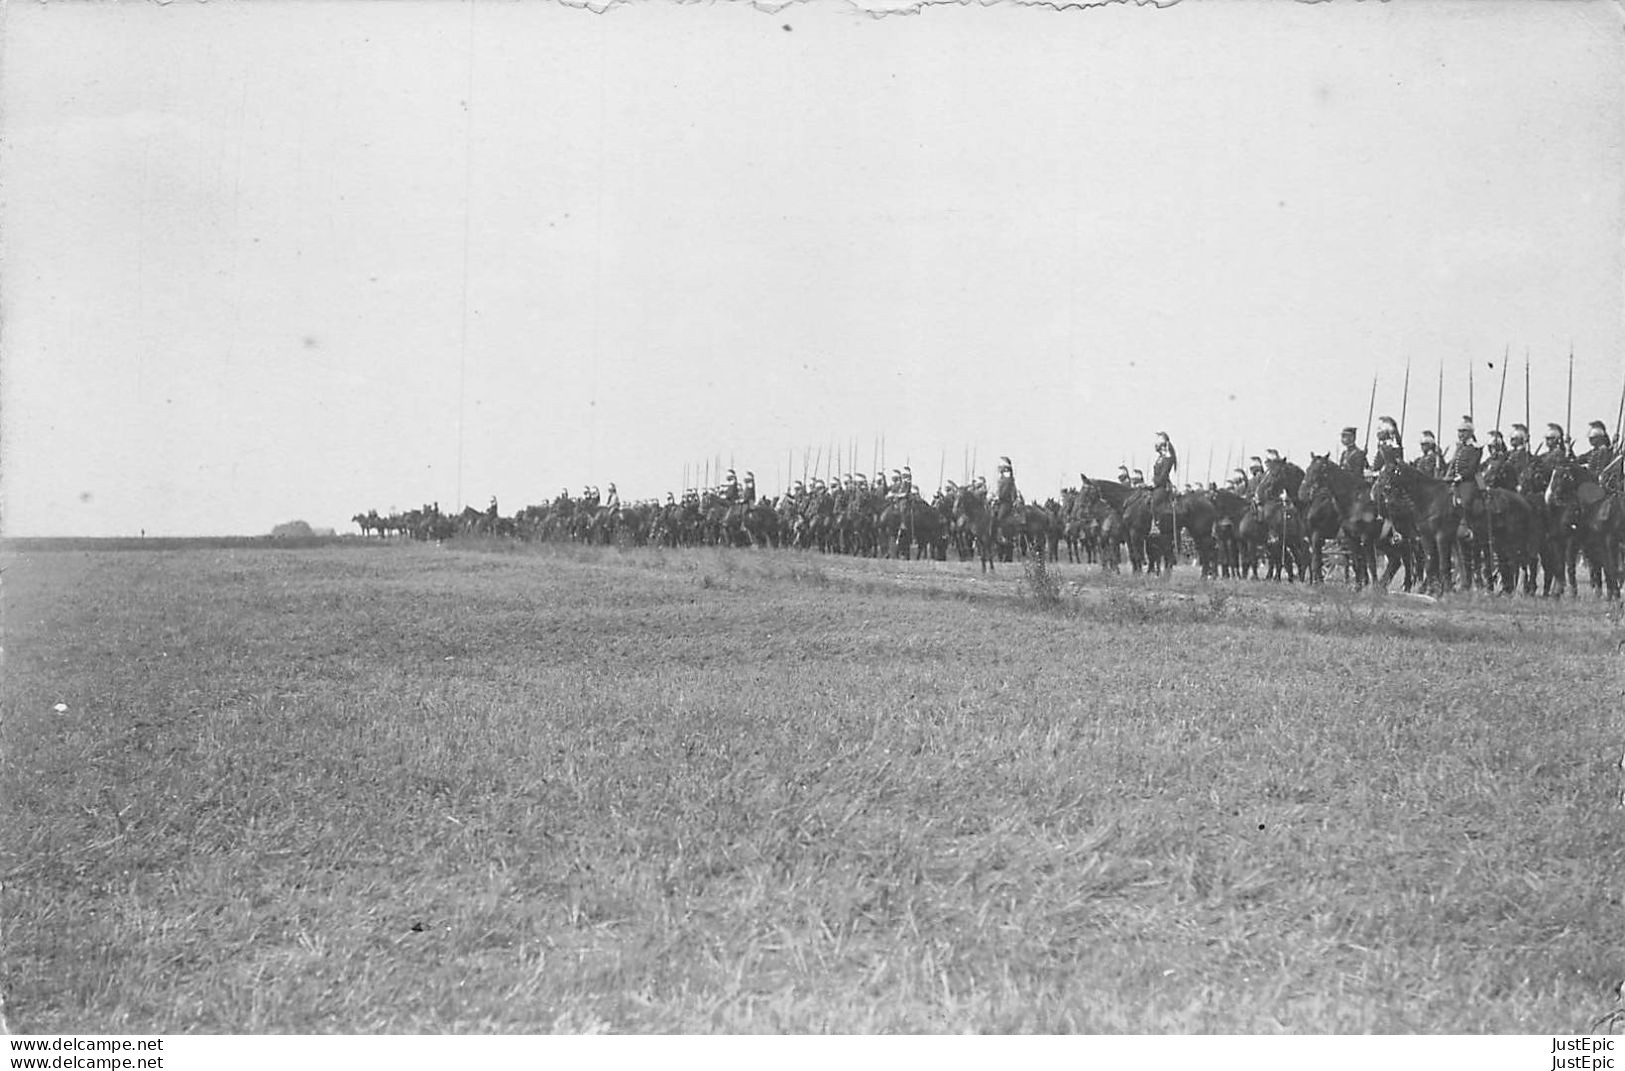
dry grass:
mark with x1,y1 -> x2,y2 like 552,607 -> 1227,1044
2,541 -> 1622,1032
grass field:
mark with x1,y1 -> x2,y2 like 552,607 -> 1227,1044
3,540 -> 1623,1033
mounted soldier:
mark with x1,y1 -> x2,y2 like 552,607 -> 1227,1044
1244,456 -> 1266,500
1117,465 -> 1132,487
1129,469 -> 1146,489
741,472 -> 757,506
1227,468 -> 1249,494
1506,424 -> 1532,475
1371,416 -> 1403,474
721,469 -> 741,505
1337,427 -> 1368,480
1413,431 -> 1444,478
994,457 -> 1020,526
1257,449 -> 1286,504
603,484 -> 620,511
1444,416 -> 1482,511
1578,420 -> 1621,492
1484,430 -> 1508,463
1150,432 -> 1178,496
897,466 -> 914,499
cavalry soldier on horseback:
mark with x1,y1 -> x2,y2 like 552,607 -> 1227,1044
1337,427 -> 1368,479
1245,457 -> 1266,499
994,457 -> 1020,526
1484,430 -> 1508,463
1536,422 -> 1570,460
603,484 -> 620,511
1228,468 -> 1249,493
1256,449 -> 1286,504
1150,433 -> 1178,494
1372,416 -> 1403,474
1129,469 -> 1146,489
1578,421 -> 1620,491
1413,432 -> 1444,478
1117,465 -> 1132,487
1507,424 -> 1531,472
898,466 -> 914,499
721,469 -> 741,504
1444,416 -> 1482,510
741,472 -> 757,506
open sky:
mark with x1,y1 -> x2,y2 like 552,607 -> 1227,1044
2,0 -> 1621,536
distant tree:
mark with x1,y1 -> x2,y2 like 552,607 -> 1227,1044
271,520 -> 314,539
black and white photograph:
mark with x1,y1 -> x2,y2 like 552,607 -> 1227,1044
2,0 -> 1623,1044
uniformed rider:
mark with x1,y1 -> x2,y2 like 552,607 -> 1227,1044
1579,420 -> 1622,492
1151,432 -> 1178,495
1372,416 -> 1403,474
994,457 -> 1020,525
1444,416 -> 1482,509
1413,432 -> 1444,479
1337,427 -> 1368,479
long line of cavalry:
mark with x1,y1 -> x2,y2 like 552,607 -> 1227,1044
351,414 -> 1625,599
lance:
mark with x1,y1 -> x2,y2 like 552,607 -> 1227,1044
971,446 -> 977,481
1468,360 -> 1475,425
881,433 -> 886,472
1222,442 -> 1233,484
1363,374 -> 1378,450
1615,366 -> 1625,444
1205,444 -> 1214,487
1567,343 -> 1575,456
1399,357 -> 1411,441
811,445 -> 820,482
1524,349 -> 1531,444
873,436 -> 878,477
1494,345 -> 1509,432
1436,360 -> 1444,455
802,446 -> 809,486
938,449 -> 946,494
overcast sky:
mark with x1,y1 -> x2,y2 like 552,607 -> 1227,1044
2,0 -> 1621,536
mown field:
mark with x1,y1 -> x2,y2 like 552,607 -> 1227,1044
2,539 -> 1623,1033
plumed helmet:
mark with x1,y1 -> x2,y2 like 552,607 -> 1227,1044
744,471 -> 754,481
1249,456 -> 1263,469
607,482 -> 616,491
1487,430 -> 1503,442
1588,421 -> 1608,442
1131,469 -> 1144,479
1117,464 -> 1130,475
1378,416 -> 1398,432
1420,430 -> 1437,444
1232,468 -> 1247,481
902,466 -> 911,476
1457,415 -> 1474,434
1155,431 -> 1170,444
1265,449 -> 1281,462
1546,423 -> 1565,441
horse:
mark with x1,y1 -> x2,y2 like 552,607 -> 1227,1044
1206,489 -> 1251,578
1080,477 -> 1140,572
1298,454 -> 1381,589
1567,464 -> 1624,597
1378,462 -> 1473,594
952,487 -> 999,573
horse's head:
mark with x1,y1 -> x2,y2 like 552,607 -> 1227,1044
1298,453 -> 1331,503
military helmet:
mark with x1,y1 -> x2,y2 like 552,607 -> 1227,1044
1588,420 -> 1609,444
